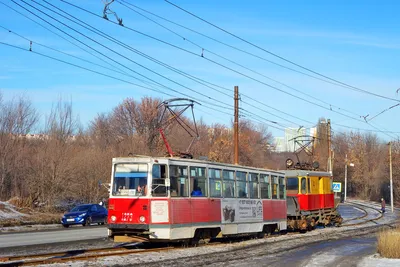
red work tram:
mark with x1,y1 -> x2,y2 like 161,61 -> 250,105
107,156 -> 287,243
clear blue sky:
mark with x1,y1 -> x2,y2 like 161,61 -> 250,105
1,0 -> 400,141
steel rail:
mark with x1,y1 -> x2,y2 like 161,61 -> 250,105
341,203 -> 369,223
341,202 -> 384,227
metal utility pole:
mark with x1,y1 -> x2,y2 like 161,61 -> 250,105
389,142 -> 394,213
234,86 -> 239,165
344,154 -> 347,202
327,119 -> 332,173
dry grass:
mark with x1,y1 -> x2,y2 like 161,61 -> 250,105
377,227 -> 400,258
0,213 -> 62,227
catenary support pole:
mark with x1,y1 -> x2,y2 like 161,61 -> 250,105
344,154 -> 347,202
234,86 -> 239,165
327,119 -> 332,173
389,141 -> 394,213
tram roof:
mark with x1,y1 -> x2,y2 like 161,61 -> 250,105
284,169 -> 332,177
113,155 -> 284,175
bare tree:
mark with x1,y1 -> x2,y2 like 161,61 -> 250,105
0,94 -> 38,200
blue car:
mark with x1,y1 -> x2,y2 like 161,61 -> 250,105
61,204 -> 108,228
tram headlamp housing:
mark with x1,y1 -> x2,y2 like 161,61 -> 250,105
286,158 -> 294,169
139,216 -> 146,223
110,215 -> 117,222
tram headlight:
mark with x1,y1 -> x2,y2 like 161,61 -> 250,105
110,215 -> 117,222
139,216 -> 146,223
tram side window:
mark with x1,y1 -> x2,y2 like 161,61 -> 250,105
169,165 -> 189,197
272,175 -> 278,199
209,168 -> 222,197
152,164 -> 167,197
260,174 -> 270,199
279,176 -> 285,199
190,167 -> 207,197
223,170 -> 235,198
248,173 -> 259,199
301,177 -> 307,194
236,171 -> 247,198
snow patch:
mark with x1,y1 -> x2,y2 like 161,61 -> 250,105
359,254 -> 400,267
0,201 -> 26,220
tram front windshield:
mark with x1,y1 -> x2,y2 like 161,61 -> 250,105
112,163 -> 148,196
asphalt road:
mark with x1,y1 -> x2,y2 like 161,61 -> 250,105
255,235 -> 377,267
0,226 -> 108,248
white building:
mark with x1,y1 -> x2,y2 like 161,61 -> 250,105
273,137 -> 285,152
285,127 -> 306,152
273,127 -> 309,152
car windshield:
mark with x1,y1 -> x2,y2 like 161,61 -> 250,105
70,205 -> 90,212
112,163 -> 148,196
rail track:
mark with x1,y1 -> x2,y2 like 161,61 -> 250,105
0,245 -> 175,266
341,201 -> 384,227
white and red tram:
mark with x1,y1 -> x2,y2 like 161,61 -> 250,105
107,156 -> 287,242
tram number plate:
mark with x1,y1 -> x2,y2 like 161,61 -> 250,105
67,219 -> 74,222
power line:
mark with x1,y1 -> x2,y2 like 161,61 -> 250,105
48,0 -> 318,127
2,2 -> 304,131
0,41 -> 241,124
0,0 -> 132,77
41,0 -> 233,100
0,41 -> 177,97
368,103 -> 400,122
13,1 -> 400,137
113,1 -> 327,125
116,0 -> 354,89
56,0 -> 370,124
164,0 -> 400,103
13,0 -> 232,111
0,24 -> 169,91
117,0 -> 362,119
25,0 -> 234,110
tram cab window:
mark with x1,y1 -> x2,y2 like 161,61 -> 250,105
272,175 -> 278,199
223,170 -> 235,198
209,168 -> 222,197
112,163 -> 148,196
151,164 -> 167,197
286,177 -> 299,194
236,171 -> 247,198
248,173 -> 259,199
169,165 -> 189,197
260,174 -> 270,199
190,167 -> 207,197
279,176 -> 285,199
301,177 -> 307,194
